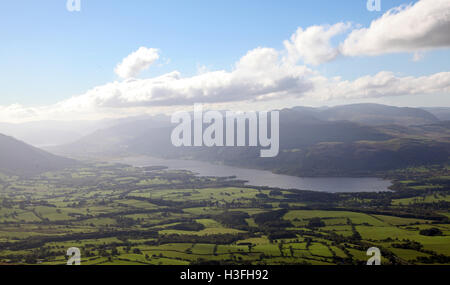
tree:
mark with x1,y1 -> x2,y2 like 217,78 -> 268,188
419,228 -> 443,236
307,217 -> 325,228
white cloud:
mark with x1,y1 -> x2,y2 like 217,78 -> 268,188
284,23 -> 351,65
340,0 -> 450,57
2,63 -> 449,124
0,48 -> 315,122
114,47 -> 160,79
74,47 -> 314,107
2,3 -> 450,125
283,0 -> 450,64
310,71 -> 450,100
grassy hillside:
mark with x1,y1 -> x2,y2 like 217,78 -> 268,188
0,133 -> 77,176
0,163 -> 448,265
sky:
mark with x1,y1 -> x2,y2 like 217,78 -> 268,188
0,0 -> 449,122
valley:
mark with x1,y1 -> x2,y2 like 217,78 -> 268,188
1,0 -> 449,272
0,162 -> 448,265
47,104 -> 450,178
0,104 -> 448,265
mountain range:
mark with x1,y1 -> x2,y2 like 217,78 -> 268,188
0,103 -> 448,177
45,103 -> 450,177
0,133 -> 77,176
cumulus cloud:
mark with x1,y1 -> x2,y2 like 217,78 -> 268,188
0,48 -> 316,122
2,64 -> 449,123
71,47 -> 314,107
114,47 -> 160,79
284,0 -> 450,64
340,0 -> 450,57
2,0 -> 450,124
310,71 -> 450,100
284,23 -> 351,65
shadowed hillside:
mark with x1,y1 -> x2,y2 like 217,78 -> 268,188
0,133 -> 77,176
47,104 -> 450,176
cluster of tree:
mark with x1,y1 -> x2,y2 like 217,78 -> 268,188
214,211 -> 250,229
307,217 -> 326,228
415,254 -> 450,264
253,209 -> 289,225
391,240 -> 423,251
0,229 -> 159,251
157,233 -> 252,245
268,231 -> 297,240
419,227 -> 443,236
167,221 -> 205,231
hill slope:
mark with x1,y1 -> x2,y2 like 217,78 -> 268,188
316,104 -> 439,126
422,107 -> 450,121
50,104 -> 450,176
0,133 -> 77,176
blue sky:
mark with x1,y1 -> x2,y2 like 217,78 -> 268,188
0,0 -> 449,120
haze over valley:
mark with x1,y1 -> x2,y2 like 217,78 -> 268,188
0,0 -> 449,266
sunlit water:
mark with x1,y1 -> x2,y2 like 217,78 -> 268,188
114,156 -> 392,193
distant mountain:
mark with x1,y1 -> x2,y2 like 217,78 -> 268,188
49,103 -> 450,176
0,116 -> 164,148
422,107 -> 450,121
127,123 -> 449,177
47,115 -> 171,157
51,107 -> 393,157
375,121 -> 450,141
49,104 -> 440,156
0,120 -> 115,147
0,133 -> 77,176
314,104 -> 440,126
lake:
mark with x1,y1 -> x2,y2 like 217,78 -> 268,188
114,156 -> 392,193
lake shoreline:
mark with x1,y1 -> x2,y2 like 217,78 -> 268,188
109,155 -> 393,193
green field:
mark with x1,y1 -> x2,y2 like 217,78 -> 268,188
0,163 -> 448,265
